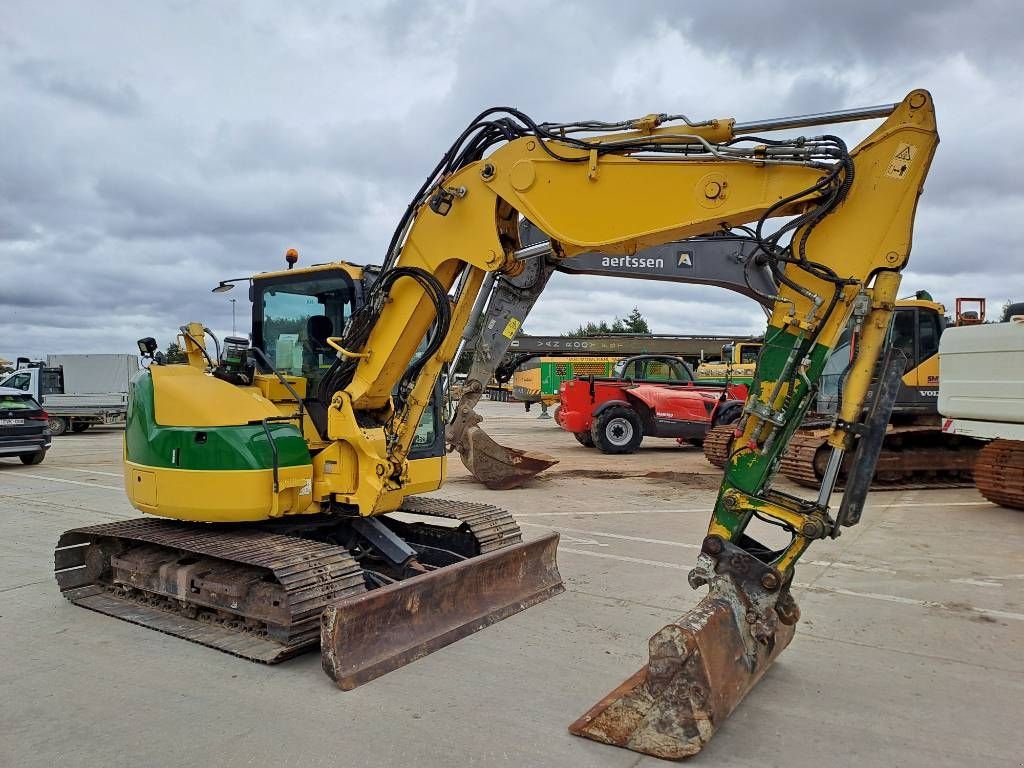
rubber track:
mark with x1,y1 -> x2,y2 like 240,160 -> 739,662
974,439 -> 1024,510
703,424 -> 735,469
400,496 -> 522,554
55,518 -> 366,661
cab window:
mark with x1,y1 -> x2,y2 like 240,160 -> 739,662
5,372 -> 31,391
890,309 -> 916,371
917,310 -> 941,362
620,360 -> 643,380
253,275 -> 355,388
644,359 -> 691,382
738,345 -> 761,365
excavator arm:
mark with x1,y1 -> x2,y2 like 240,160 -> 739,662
316,91 -> 936,758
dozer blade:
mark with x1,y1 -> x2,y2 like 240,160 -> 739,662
455,424 -> 558,490
321,532 -> 563,689
570,592 -> 796,760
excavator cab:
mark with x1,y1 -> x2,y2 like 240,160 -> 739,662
816,299 -> 945,415
250,267 -> 357,392
247,263 -> 446,459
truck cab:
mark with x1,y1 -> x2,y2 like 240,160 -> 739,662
0,358 -> 132,435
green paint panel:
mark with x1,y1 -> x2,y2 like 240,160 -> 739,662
711,325 -> 832,537
125,371 -> 311,471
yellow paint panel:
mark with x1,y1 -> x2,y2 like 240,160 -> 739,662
152,365 -> 280,427
905,350 -> 940,388
255,373 -> 307,401
124,461 -> 314,522
129,468 -> 157,506
513,367 -> 542,393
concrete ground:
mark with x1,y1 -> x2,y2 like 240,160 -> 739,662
1,403 -> 1021,768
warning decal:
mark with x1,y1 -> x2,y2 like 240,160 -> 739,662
502,317 -> 521,339
885,143 -> 918,179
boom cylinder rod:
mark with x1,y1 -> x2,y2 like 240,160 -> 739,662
513,242 -> 552,262
734,103 -> 897,135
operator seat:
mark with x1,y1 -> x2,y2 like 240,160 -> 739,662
306,315 -> 334,351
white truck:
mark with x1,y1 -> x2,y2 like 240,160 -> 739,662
939,311 -> 1024,509
0,354 -> 139,435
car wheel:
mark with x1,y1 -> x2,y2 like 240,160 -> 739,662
71,422 -> 91,433
592,406 -> 643,454
573,431 -> 595,448
19,451 -> 46,465
48,416 -> 68,436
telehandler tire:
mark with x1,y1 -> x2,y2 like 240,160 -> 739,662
573,431 -> 595,448
592,405 -> 643,454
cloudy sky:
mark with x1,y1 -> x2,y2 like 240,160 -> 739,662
2,1 -> 1021,362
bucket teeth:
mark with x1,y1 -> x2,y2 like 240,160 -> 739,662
570,589 -> 796,760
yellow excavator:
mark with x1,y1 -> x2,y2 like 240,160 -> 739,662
54,91 -> 937,760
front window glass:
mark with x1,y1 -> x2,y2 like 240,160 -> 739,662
918,310 -> 941,361
256,275 -> 354,388
620,360 -> 642,379
739,345 -> 761,365
5,372 -> 31,391
890,309 -> 916,371
644,359 -> 691,382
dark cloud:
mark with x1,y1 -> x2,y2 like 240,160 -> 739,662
11,57 -> 144,117
673,1 -> 1017,69
1,1 -> 1022,362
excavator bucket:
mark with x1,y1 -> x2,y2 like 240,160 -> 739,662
321,532 -> 563,689
570,592 -> 796,760
455,424 -> 558,490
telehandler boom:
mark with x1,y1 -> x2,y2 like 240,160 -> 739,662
55,91 -> 937,760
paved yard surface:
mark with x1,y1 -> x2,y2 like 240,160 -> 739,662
1,404 -> 1021,767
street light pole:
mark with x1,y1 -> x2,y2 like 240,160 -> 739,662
230,298 -> 236,335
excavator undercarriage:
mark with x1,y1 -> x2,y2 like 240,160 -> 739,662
779,423 -> 977,489
708,422 -> 978,489
56,499 -> 562,683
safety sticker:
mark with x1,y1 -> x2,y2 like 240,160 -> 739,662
502,317 -> 522,339
885,143 -> 917,179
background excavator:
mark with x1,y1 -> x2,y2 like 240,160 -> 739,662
54,91 -> 937,760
